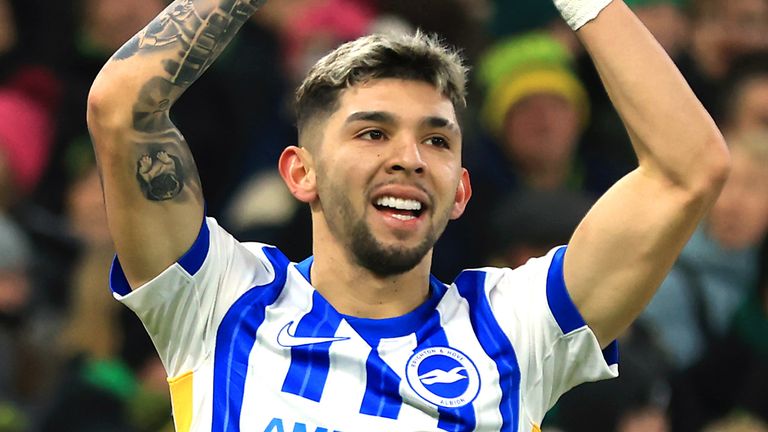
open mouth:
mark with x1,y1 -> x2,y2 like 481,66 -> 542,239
372,196 -> 426,221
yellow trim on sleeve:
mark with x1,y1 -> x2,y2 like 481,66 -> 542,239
532,424 -> 542,432
167,371 -> 194,432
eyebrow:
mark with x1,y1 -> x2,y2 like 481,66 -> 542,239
345,111 -> 460,134
345,111 -> 397,125
421,116 -> 460,134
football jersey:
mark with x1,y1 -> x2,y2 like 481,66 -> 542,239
111,217 -> 618,432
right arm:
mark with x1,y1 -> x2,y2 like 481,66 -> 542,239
87,0 -> 266,288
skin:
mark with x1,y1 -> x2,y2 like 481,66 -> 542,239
279,79 -> 470,317
501,93 -> 580,189
88,0 -> 729,351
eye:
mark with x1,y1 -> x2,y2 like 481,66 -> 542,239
358,129 -> 387,141
425,136 -> 450,148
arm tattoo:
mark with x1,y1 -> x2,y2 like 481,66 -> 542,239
137,150 -> 185,201
113,0 -> 265,86
109,0 -> 264,202
132,78 -> 202,202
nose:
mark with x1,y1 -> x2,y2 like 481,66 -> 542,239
386,137 -> 426,175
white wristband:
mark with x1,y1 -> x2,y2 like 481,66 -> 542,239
553,0 -> 614,30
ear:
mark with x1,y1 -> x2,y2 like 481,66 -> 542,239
278,146 -> 317,203
450,168 -> 472,220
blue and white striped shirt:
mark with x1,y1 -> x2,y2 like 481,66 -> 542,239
112,217 -> 618,431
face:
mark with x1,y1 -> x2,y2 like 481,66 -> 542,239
308,79 -> 470,276
732,78 -> 768,132
84,0 -> 166,51
502,93 -> 580,173
720,0 -> 768,55
707,148 -> 768,250
0,0 -> 16,55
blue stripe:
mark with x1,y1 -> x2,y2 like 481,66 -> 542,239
415,309 -> 477,431
281,291 -> 343,402
109,218 -> 209,296
212,246 -> 290,431
546,247 -> 621,363
357,277 -> 448,420
603,339 -> 619,365
295,256 -> 313,283
109,256 -> 131,296
546,247 -> 586,334
359,351 -> 403,419
456,270 -> 520,432
178,218 -> 210,276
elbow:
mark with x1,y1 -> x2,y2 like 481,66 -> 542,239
689,133 -> 731,203
86,76 -> 134,142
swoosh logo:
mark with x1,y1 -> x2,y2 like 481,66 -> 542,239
276,321 -> 350,348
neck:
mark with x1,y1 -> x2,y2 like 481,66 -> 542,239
310,223 -> 433,319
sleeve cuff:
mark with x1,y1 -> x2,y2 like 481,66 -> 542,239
109,218 -> 210,297
546,246 -> 619,366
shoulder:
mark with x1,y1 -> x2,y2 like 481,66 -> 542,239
452,247 -> 565,295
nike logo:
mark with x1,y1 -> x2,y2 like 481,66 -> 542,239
276,321 -> 350,348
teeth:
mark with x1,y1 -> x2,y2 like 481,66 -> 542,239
375,196 -> 422,211
392,214 -> 416,221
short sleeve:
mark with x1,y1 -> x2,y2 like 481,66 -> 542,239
486,246 -> 619,421
110,217 -> 276,377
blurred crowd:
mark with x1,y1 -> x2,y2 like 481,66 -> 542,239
0,0 -> 766,431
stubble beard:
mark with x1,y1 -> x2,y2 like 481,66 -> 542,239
325,188 -> 445,278
347,212 -> 436,277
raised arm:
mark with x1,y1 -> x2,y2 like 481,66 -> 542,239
87,0 -> 266,288
557,1 -> 730,346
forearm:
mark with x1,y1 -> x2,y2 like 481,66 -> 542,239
576,1 -> 728,192
89,0 -> 264,127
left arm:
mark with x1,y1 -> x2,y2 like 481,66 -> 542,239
560,1 -> 730,347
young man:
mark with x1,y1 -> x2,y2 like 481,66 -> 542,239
87,0 -> 730,430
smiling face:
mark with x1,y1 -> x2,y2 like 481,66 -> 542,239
298,78 -> 471,276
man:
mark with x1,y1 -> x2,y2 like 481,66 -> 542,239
87,0 -> 730,430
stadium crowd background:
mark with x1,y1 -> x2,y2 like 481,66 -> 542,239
0,0 -> 767,430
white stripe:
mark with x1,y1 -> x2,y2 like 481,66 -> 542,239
438,287 -> 506,431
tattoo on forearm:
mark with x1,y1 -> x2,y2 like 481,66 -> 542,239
113,0 -> 265,86
110,0 -> 263,202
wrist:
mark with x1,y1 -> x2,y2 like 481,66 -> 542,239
553,0 -> 614,30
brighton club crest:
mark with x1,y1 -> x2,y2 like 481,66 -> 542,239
405,346 -> 480,408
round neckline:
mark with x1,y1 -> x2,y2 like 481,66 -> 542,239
294,257 -> 448,344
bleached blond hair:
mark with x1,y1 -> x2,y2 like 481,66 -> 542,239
295,31 -> 469,137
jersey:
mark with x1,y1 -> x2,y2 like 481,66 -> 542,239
111,217 -> 618,432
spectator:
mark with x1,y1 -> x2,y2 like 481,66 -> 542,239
681,0 -> 768,114
477,32 -> 590,192
0,0 -> 60,208
0,213 -> 33,431
669,241 -> 768,431
718,53 -> 768,133
40,164 -> 172,432
485,188 -> 594,268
